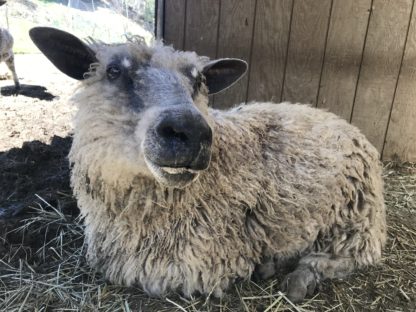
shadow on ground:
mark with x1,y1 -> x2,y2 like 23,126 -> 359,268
0,135 -> 76,218
1,84 -> 56,100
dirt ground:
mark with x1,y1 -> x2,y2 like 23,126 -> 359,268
0,54 -> 76,151
0,54 -> 75,218
0,54 -> 415,311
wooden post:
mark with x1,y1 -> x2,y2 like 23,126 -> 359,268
155,0 -> 165,39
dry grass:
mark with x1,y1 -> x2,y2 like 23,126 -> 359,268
0,162 -> 415,312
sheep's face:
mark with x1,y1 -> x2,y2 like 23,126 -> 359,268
30,27 -> 247,188
90,44 -> 215,188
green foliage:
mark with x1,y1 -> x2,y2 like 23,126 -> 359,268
143,0 -> 155,26
1,0 -> 154,54
37,0 -> 65,3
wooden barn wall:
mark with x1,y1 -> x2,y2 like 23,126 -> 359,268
161,0 -> 416,162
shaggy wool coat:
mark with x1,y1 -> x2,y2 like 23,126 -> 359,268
70,99 -> 386,296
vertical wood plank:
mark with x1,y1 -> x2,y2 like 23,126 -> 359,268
247,0 -> 293,102
155,0 -> 165,39
383,2 -> 416,161
351,0 -> 413,152
164,0 -> 186,50
282,0 -> 332,105
184,0 -> 220,58
317,0 -> 371,121
213,0 -> 257,109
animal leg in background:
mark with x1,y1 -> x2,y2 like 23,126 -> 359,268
4,53 -> 20,90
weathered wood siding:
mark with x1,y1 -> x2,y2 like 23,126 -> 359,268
161,0 -> 416,161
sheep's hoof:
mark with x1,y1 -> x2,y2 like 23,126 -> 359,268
253,259 -> 276,281
280,265 -> 317,303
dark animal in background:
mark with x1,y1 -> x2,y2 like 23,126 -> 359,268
30,26 -> 386,303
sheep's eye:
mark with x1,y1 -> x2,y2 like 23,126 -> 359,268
192,73 -> 206,97
106,65 -> 121,80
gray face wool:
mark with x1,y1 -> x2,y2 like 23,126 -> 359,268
30,27 -> 386,303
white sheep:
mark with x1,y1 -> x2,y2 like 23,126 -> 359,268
30,27 -> 386,303
0,1 -> 20,91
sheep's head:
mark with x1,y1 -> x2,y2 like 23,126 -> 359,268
29,27 -> 247,188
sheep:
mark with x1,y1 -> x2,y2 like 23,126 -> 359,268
0,1 -> 20,91
0,28 -> 19,90
29,26 -> 386,303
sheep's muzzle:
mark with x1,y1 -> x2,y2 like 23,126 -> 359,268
143,109 -> 212,188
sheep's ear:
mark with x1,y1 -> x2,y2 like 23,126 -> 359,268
29,27 -> 97,80
0,1 -> 7,7
202,58 -> 247,95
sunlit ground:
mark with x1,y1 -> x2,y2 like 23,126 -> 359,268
0,0 -> 154,54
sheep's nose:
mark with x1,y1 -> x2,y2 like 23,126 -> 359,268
150,111 -> 213,170
156,120 -> 190,145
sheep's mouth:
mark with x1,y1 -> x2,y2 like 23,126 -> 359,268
144,157 -> 200,188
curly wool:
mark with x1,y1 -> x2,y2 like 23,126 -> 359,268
70,98 -> 386,296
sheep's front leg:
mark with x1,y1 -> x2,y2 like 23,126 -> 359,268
5,54 -> 20,91
280,253 -> 355,303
